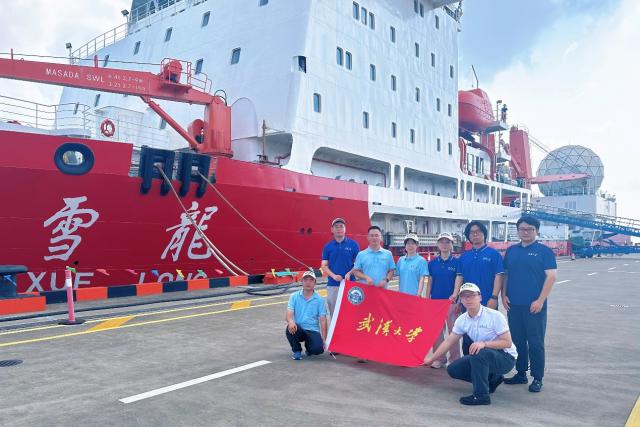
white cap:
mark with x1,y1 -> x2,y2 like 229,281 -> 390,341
437,232 -> 455,243
301,270 -> 317,281
459,282 -> 481,295
404,234 -> 420,245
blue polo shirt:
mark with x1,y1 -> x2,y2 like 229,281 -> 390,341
458,245 -> 504,305
504,241 -> 557,307
354,247 -> 396,287
397,254 -> 429,295
428,255 -> 460,299
287,290 -> 326,332
322,237 -> 360,286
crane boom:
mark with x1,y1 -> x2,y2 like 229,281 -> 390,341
0,55 -> 232,156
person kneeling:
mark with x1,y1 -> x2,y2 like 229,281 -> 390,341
424,283 -> 517,405
286,270 -> 327,360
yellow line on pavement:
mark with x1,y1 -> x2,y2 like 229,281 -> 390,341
0,300 -> 287,348
626,395 -> 640,427
87,316 -> 135,332
230,300 -> 251,310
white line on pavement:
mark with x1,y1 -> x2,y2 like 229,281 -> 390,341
119,360 -> 272,404
587,272 -> 598,276
556,280 -> 571,284
608,267 -> 616,270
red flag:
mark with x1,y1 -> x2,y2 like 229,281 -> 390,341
327,281 -> 451,367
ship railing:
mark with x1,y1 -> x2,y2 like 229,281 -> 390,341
0,95 -> 170,148
387,233 -> 462,248
71,0 -> 209,62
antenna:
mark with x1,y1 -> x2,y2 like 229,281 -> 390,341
471,65 -> 479,88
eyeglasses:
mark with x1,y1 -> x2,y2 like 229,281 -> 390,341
460,292 -> 480,299
469,230 -> 483,235
518,227 -> 536,232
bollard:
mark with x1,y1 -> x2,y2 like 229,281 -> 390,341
58,268 -> 85,325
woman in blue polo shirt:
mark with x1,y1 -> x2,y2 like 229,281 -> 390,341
426,232 -> 463,368
397,234 -> 429,296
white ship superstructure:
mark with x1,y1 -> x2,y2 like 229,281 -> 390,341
58,0 -> 530,244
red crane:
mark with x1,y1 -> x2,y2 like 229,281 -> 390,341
0,53 -> 232,156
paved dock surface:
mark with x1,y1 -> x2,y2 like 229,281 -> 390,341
1,257 -> 639,426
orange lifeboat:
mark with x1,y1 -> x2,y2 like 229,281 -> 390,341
458,88 -> 494,133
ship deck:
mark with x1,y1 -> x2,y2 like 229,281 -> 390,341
0,257 -> 639,426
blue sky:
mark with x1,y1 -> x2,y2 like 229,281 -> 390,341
459,0 -> 620,87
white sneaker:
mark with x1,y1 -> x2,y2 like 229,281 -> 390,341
431,360 -> 445,369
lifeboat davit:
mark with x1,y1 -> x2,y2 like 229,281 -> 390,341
458,88 -> 494,133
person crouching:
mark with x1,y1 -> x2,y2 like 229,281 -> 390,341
286,270 -> 328,360
423,283 -> 517,405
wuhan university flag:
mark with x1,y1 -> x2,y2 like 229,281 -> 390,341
326,281 -> 452,367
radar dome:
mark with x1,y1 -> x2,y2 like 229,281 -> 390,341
536,145 -> 604,196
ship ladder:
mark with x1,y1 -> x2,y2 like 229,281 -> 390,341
155,165 -> 248,276
197,171 -> 313,272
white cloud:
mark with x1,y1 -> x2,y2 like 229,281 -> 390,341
485,0 -> 640,219
0,0 -> 129,105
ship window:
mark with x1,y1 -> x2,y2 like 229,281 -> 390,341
195,59 -> 204,75
435,15 -> 440,29
353,2 -> 359,20
437,98 -> 441,111
361,7 -> 368,25
73,103 -> 79,115
202,12 -> 210,27
414,0 -> 419,13
369,64 -> 376,81
391,75 -> 397,91
133,41 -> 141,55
259,0 -> 269,6
415,42 -> 420,58
164,27 -> 173,42
431,52 -> 436,67
437,138 -> 441,151
448,142 -> 453,155
230,48 -> 241,64
94,94 -> 101,107
363,111 -> 369,129
103,55 -> 110,67
415,87 -> 420,102
297,56 -> 307,72
420,3 -> 424,17
450,65 -> 454,78
313,93 -> 321,113
336,47 -> 343,66
392,122 -> 397,138
160,119 -> 167,130
448,103 -> 452,116
390,26 -> 396,43
369,12 -> 375,29
346,51 -> 352,70
410,129 -> 415,144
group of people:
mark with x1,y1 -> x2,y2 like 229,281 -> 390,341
285,216 -> 557,405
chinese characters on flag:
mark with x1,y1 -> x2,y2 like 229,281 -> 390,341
327,281 -> 451,367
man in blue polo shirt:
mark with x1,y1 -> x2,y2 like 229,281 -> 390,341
286,270 -> 328,360
502,216 -> 557,392
397,234 -> 429,295
458,221 -> 504,355
427,232 -> 463,367
321,218 -> 360,317
353,225 -> 396,288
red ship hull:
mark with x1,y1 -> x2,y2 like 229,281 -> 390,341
0,130 -> 371,292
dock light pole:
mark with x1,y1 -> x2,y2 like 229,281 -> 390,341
65,42 -> 72,64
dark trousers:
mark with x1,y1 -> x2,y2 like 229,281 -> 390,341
285,324 -> 324,355
447,348 -> 515,396
507,305 -> 547,379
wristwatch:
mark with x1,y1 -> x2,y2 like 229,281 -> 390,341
490,295 -> 499,301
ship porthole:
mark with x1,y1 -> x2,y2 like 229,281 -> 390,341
54,143 -> 95,175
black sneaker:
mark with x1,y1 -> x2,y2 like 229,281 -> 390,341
489,375 -> 504,393
529,379 -> 543,392
504,372 -> 528,385
459,394 -> 491,405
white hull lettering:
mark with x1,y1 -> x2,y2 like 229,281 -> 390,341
45,68 -> 80,80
